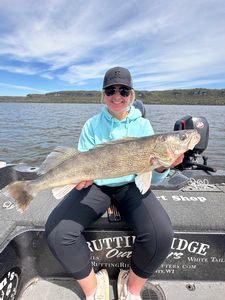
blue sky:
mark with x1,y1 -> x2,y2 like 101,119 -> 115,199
0,0 -> 225,96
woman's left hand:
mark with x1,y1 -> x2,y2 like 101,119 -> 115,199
171,153 -> 184,167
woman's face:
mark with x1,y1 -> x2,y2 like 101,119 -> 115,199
103,84 -> 132,120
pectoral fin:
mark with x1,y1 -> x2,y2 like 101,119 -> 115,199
135,172 -> 152,194
52,184 -> 76,199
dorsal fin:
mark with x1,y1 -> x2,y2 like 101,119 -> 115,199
93,137 -> 138,148
38,146 -> 79,175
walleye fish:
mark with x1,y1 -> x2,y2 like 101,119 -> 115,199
2,129 -> 200,212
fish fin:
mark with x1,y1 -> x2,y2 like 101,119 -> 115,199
93,137 -> 138,148
38,146 -> 79,175
135,172 -> 152,194
157,158 -> 173,168
2,181 -> 35,213
52,184 -> 75,200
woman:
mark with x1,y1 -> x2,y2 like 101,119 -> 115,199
45,67 -> 182,300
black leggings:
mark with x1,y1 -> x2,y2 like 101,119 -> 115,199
45,183 -> 173,280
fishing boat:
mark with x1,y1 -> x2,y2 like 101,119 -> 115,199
0,109 -> 225,300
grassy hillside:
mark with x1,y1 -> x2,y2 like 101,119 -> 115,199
1,88 -> 225,105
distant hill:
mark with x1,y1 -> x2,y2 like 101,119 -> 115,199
1,88 -> 225,105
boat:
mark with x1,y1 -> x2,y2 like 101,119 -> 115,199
0,107 -> 225,300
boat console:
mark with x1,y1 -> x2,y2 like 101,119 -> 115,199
0,113 -> 225,300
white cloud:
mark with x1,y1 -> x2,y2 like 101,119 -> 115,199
0,64 -> 39,75
0,82 -> 47,93
41,73 -> 54,80
0,0 -> 225,90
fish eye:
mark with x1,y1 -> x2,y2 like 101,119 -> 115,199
179,132 -> 187,141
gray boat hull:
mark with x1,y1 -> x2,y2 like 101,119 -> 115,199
1,164 -> 225,299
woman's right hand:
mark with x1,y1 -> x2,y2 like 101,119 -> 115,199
75,180 -> 93,190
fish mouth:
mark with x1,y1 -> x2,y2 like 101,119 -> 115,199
188,132 -> 201,150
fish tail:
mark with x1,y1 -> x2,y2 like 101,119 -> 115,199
3,181 -> 35,212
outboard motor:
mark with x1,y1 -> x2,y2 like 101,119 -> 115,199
174,115 -> 216,171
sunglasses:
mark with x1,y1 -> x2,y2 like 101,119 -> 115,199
104,86 -> 132,97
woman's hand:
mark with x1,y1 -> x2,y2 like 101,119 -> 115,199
75,180 -> 93,190
172,154 -> 185,167
155,154 -> 184,173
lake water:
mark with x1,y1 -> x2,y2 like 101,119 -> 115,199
0,103 -> 224,170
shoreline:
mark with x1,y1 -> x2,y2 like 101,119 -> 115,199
1,99 -> 225,105
1,88 -> 225,105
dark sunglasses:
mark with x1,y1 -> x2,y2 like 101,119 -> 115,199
104,86 -> 132,97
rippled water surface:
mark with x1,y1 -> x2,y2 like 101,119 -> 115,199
0,103 -> 224,170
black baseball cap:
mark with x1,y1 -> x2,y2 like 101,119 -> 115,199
103,66 -> 133,89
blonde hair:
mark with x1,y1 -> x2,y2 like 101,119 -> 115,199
101,89 -> 136,105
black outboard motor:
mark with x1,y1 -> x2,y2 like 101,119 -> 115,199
174,115 -> 216,172
174,115 -> 209,155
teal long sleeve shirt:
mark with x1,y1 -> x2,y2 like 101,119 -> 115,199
78,105 -> 169,187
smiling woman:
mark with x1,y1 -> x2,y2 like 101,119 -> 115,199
44,66 -> 180,300
102,67 -> 135,120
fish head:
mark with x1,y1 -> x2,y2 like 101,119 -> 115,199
150,129 -> 201,168
164,129 -> 201,156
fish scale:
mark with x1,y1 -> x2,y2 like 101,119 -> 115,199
1,130 -> 200,212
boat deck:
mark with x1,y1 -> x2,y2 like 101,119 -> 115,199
1,165 -> 225,300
